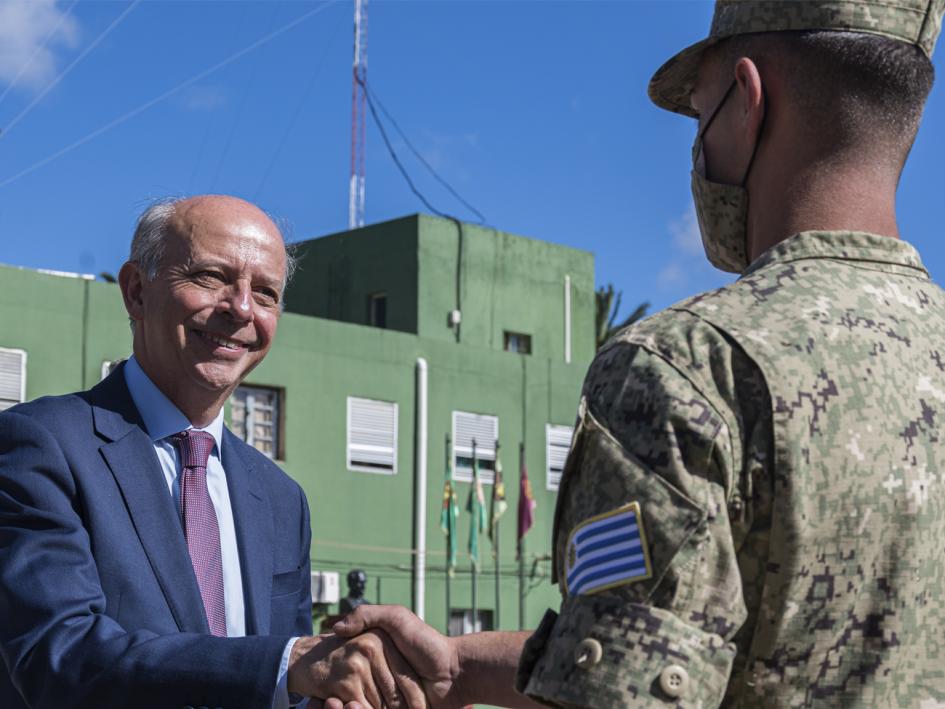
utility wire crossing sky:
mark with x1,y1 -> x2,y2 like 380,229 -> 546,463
0,0 -> 943,317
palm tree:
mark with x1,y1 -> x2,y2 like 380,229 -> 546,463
595,285 -> 648,350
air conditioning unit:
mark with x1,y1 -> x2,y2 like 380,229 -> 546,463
311,571 -> 340,604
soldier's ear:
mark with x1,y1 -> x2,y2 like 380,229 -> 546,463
733,57 -> 764,140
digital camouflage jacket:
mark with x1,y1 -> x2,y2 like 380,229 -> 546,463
517,231 -> 945,708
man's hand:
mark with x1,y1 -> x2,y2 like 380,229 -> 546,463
287,630 -> 426,708
333,606 -> 462,709
333,606 -> 542,709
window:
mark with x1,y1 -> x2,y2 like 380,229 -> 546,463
368,293 -> 388,328
347,397 -> 398,474
0,348 -> 26,411
546,424 -> 574,491
452,411 -> 498,484
448,609 -> 493,636
503,331 -> 532,354
231,385 -> 283,459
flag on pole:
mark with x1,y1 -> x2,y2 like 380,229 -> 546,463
467,441 -> 488,570
517,445 -> 537,560
441,441 -> 460,576
489,441 -> 508,553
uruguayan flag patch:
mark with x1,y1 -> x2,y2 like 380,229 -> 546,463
564,502 -> 652,596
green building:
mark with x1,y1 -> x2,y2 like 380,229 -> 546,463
0,214 -> 595,637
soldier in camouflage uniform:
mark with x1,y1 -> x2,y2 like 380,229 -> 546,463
331,1 -> 945,707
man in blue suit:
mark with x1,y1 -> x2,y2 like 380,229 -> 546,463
0,196 -> 418,709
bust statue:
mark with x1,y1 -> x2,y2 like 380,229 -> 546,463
339,569 -> 370,614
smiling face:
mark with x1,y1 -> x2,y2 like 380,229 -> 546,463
119,196 -> 286,423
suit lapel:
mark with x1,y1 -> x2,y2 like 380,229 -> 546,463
222,430 -> 274,635
89,367 -> 209,634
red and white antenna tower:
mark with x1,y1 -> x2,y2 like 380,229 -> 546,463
348,0 -> 368,229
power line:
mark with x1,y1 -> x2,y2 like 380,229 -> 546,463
187,1 -> 251,193
364,80 -> 487,224
253,4 -> 347,200
1,0 -> 141,140
0,0 -> 340,189
359,74 -> 486,225
0,0 -> 80,111
210,1 -> 282,191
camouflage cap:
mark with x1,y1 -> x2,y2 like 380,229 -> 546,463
649,0 -> 945,117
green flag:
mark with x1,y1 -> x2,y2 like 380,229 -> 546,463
440,458 -> 460,576
488,444 -> 508,553
467,444 -> 487,570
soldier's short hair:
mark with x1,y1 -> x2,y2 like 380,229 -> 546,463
719,31 -> 935,166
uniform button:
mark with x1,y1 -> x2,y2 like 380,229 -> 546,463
573,638 -> 603,669
659,664 -> 689,698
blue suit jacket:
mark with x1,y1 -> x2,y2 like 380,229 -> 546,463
0,366 -> 313,708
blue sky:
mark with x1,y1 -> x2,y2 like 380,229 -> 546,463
1,0 -> 943,317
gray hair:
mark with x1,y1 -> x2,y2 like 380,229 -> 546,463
129,196 -> 299,285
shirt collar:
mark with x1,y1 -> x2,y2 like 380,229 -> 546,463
123,355 -> 224,454
744,231 -> 929,278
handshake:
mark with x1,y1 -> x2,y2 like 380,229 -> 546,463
286,605 -> 533,709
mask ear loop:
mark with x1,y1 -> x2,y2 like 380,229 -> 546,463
693,79 -> 738,175
739,86 -> 768,264
739,86 -> 767,189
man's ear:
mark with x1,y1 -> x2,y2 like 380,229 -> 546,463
734,57 -> 765,143
118,261 -> 146,323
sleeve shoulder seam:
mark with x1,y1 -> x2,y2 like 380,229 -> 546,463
599,326 -> 740,496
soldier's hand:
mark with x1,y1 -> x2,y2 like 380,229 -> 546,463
287,630 -> 426,708
333,605 -> 462,709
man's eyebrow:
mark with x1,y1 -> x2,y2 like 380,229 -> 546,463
186,257 -> 227,269
257,277 -> 283,290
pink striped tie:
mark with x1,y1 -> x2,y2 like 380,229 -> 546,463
171,430 -> 227,637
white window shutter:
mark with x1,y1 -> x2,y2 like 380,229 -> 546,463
546,424 -> 574,491
0,349 -> 26,412
452,411 -> 498,484
347,397 -> 398,474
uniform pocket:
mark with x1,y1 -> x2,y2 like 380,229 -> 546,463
554,405 -> 708,606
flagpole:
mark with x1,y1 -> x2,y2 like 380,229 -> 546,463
519,543 -> 525,630
471,437 -> 478,632
494,438 -> 501,629
445,434 -> 452,635
518,442 -> 526,630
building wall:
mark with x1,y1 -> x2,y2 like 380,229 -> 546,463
264,312 -> 582,632
0,262 -> 591,636
284,216 -> 419,334
0,266 -> 131,398
417,216 -> 597,364
283,214 -> 597,366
